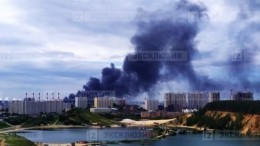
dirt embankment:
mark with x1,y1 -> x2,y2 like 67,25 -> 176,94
205,111 -> 260,134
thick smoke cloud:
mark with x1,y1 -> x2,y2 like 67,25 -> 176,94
228,0 -> 260,91
78,0 -> 222,98
77,0 -> 260,98
124,11 -> 220,90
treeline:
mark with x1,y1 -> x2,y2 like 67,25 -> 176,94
203,100 -> 260,114
4,114 -> 58,127
58,108 -> 116,126
186,111 -> 243,130
4,108 -> 116,127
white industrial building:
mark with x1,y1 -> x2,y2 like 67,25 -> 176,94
8,98 -> 71,115
75,97 -> 88,108
164,91 -> 220,111
90,107 -> 117,114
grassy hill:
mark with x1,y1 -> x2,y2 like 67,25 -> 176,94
3,108 -> 117,128
0,133 -> 36,146
0,121 -> 11,129
58,108 -> 117,126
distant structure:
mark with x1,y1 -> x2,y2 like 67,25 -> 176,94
8,93 -> 71,115
164,92 -> 186,112
90,107 -> 117,114
164,91 -> 220,111
187,92 -> 209,109
230,89 -> 233,100
91,97 -> 126,113
113,98 -> 126,106
0,99 -> 9,111
209,91 -> 220,102
94,97 -> 113,108
93,97 -> 126,108
75,97 -> 88,108
232,91 -> 253,100
144,99 -> 158,111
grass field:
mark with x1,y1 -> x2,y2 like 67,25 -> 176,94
3,108 -> 117,128
0,133 -> 36,146
60,108 -> 117,126
0,121 -> 11,129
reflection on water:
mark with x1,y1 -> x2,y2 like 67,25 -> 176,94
17,128 -> 260,146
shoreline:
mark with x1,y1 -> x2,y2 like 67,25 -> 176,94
26,124 -> 122,130
4,125 -> 259,146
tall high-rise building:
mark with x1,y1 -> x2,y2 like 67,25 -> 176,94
144,99 -> 158,111
93,97 -> 126,108
94,97 -> 113,108
75,97 -> 88,108
187,92 -> 220,109
187,92 -> 209,109
164,92 -> 186,111
209,91 -> 220,102
232,92 -> 253,100
164,91 -> 220,111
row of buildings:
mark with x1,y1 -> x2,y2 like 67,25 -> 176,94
75,96 -> 126,109
5,96 -> 126,115
231,91 -> 253,100
8,98 -> 72,115
3,91 -> 254,115
142,92 -> 221,112
144,91 -> 254,112
164,91 -> 221,111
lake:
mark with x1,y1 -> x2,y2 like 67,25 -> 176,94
16,128 -> 260,146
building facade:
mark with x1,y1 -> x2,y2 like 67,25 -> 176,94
232,92 -> 253,100
209,91 -> 220,102
187,92 -> 206,109
75,97 -> 88,108
113,98 -> 126,106
94,97 -> 126,108
144,99 -> 158,111
8,98 -> 71,115
164,91 -> 220,111
90,108 -> 116,114
164,92 -> 186,112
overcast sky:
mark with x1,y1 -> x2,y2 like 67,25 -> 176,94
0,0 -> 259,99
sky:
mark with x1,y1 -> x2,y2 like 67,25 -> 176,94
0,0 -> 259,100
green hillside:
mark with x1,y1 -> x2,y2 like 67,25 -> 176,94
203,100 -> 260,114
58,108 -> 117,126
0,133 -> 36,146
4,108 -> 117,128
0,121 -> 11,129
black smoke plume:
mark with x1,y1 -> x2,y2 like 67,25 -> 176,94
78,0 -> 222,98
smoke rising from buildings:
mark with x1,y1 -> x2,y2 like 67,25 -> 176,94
78,0 -> 260,98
